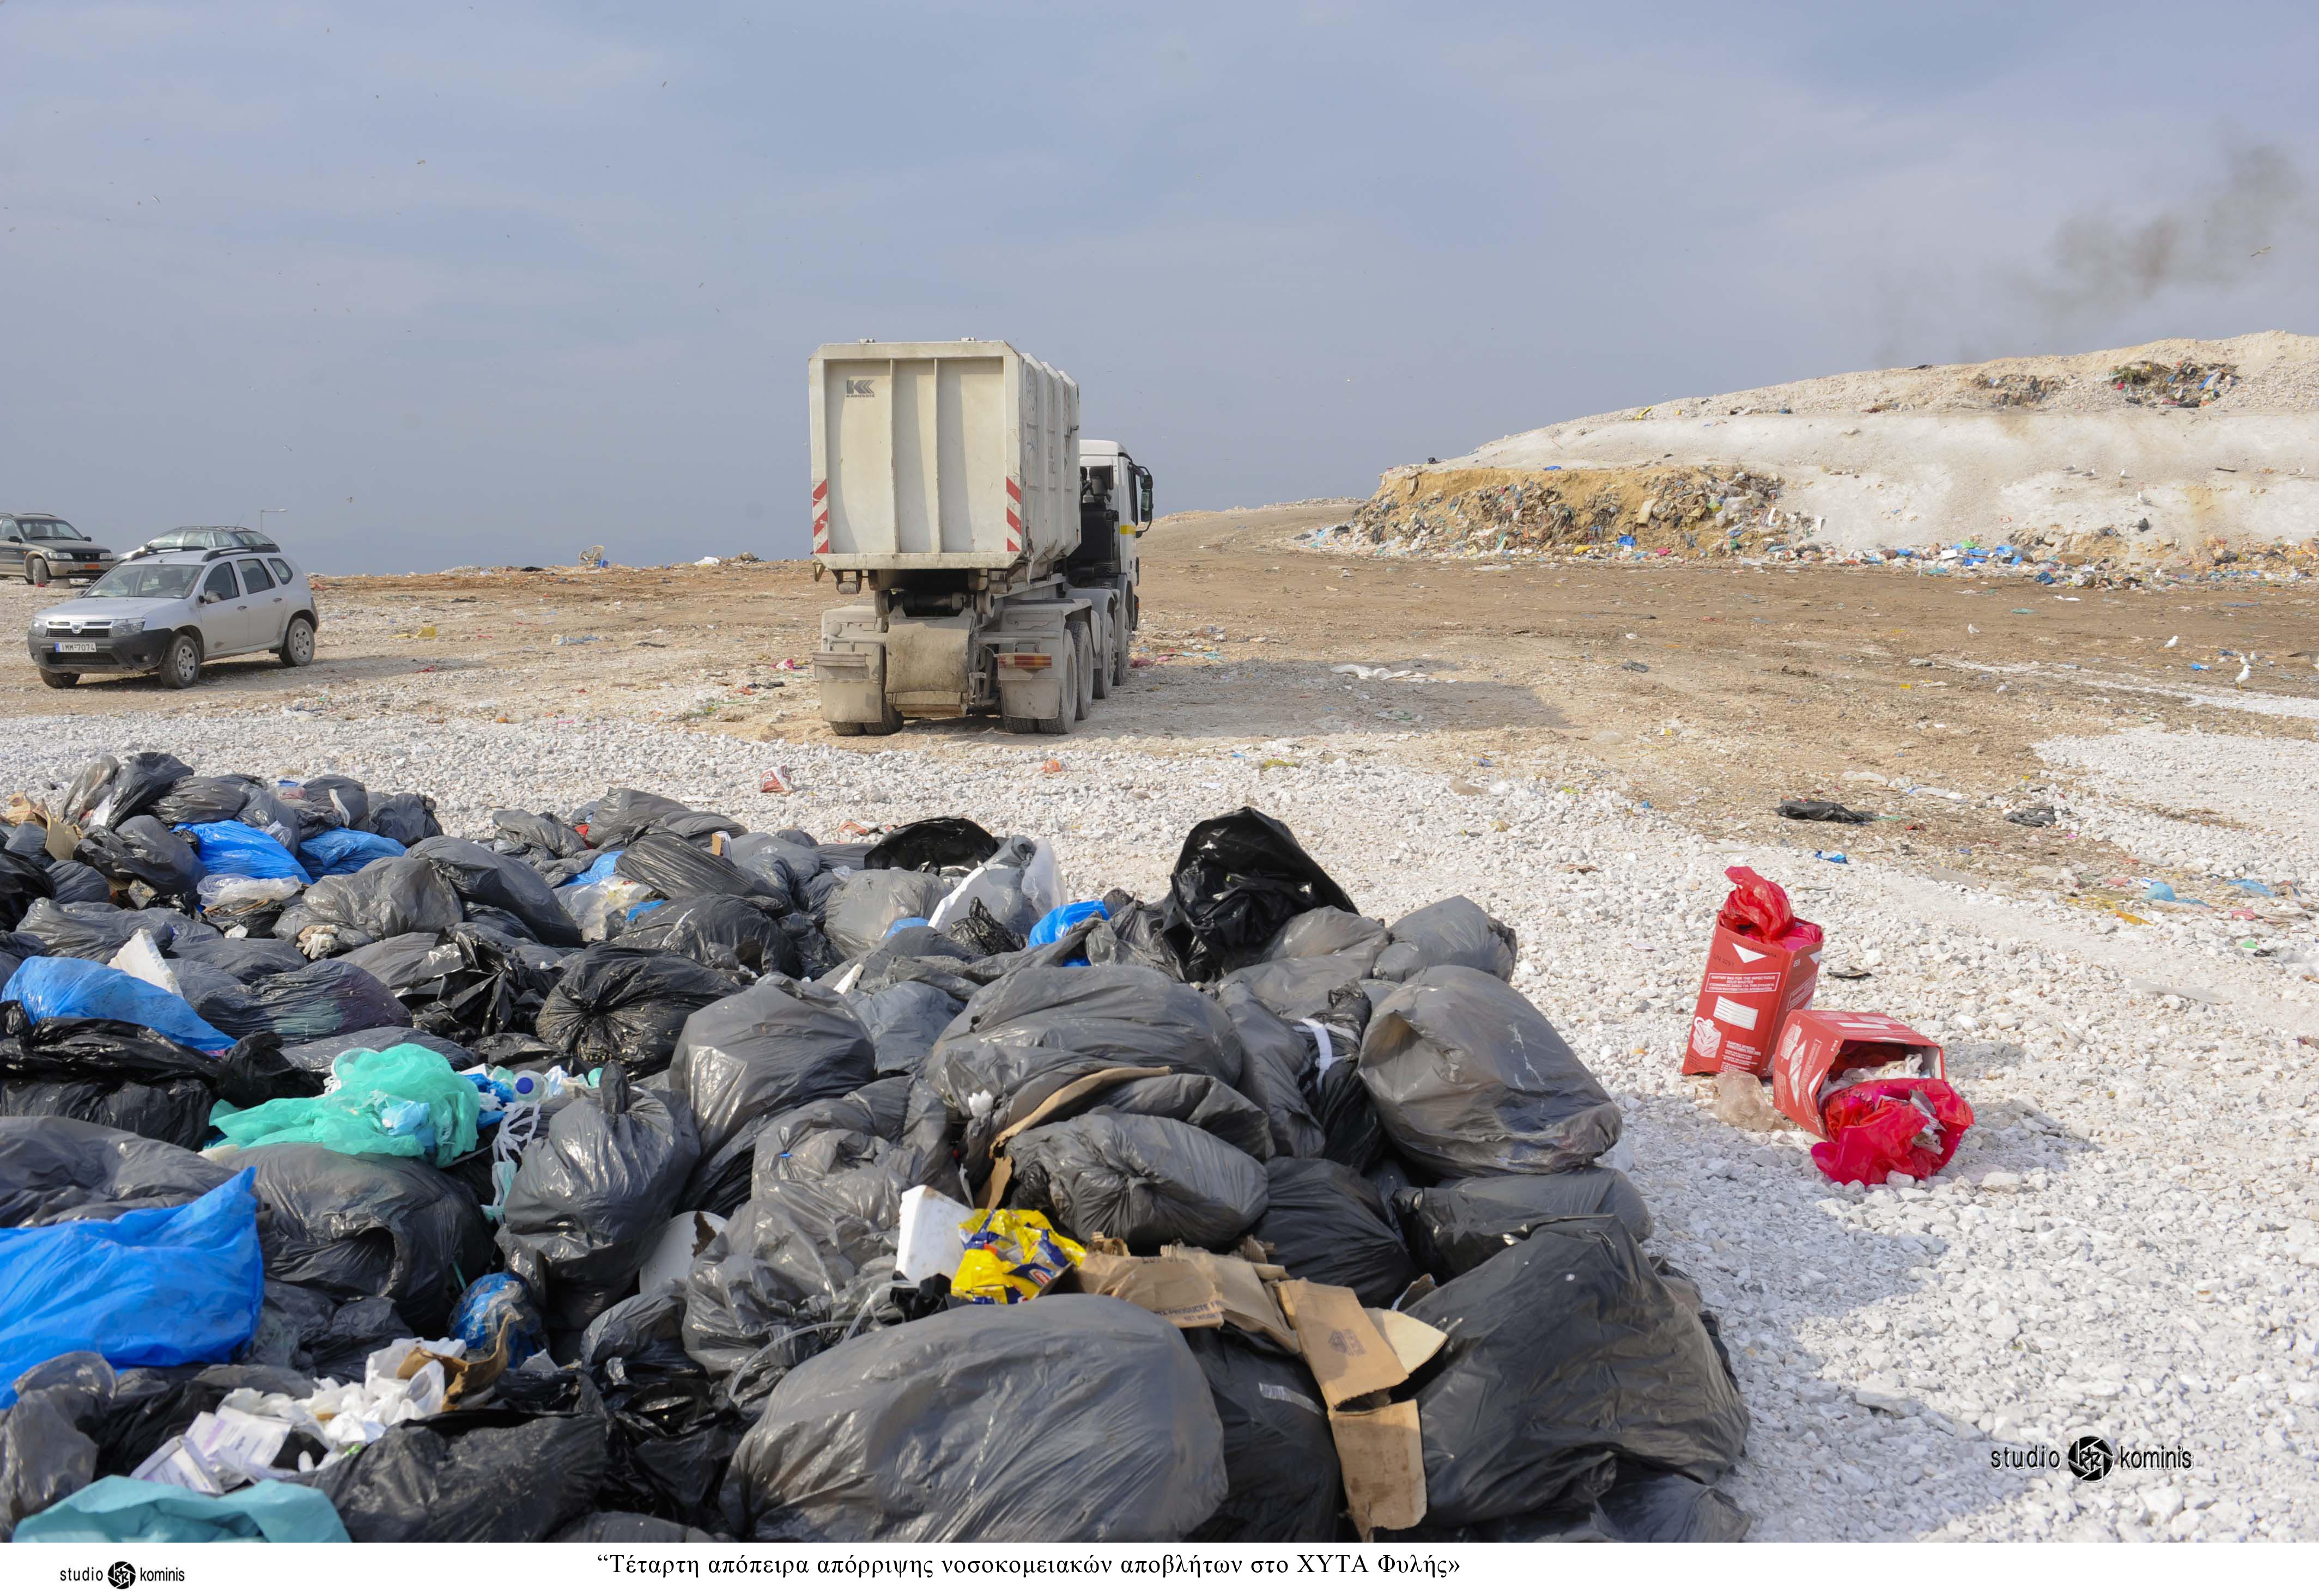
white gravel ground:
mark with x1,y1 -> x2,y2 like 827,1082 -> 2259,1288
4,706 -> 2316,1542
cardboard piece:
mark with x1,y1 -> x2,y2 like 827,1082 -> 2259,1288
1770,1009 -> 1946,1137
1273,1278 -> 1442,1537
397,1320 -> 511,1403
1069,1244 -> 1298,1351
1682,916 -> 1824,1076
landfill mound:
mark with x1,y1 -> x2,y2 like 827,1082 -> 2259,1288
0,762 -> 1750,1544
1319,331 -> 2319,571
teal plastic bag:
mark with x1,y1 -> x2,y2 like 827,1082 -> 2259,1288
209,1044 -> 480,1166
1,955 -> 238,1055
15,1477 -> 349,1542
0,1170 -> 263,1402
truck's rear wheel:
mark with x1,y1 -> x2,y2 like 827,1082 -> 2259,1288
859,703 -> 903,736
1089,608 -> 1111,702
828,721 -> 867,736
1001,715 -> 1039,734
1067,622 -> 1093,722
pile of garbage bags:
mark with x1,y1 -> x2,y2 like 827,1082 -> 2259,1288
0,758 -> 1749,1544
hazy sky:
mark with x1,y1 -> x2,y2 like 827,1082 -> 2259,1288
5,3 -> 2315,572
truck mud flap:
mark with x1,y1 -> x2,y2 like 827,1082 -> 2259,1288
815,645 -> 887,723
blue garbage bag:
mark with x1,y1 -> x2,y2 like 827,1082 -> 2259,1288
14,1477 -> 348,1543
184,820 -> 312,886
449,1271 -> 544,1363
1029,900 -> 1108,944
570,850 -> 626,886
299,826 -> 406,878
0,1169 -> 264,1403
2,956 -> 239,1055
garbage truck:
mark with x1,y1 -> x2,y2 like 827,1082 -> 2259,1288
808,340 -> 1153,735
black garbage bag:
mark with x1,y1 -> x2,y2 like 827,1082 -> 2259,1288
1359,966 -> 1620,1179
59,756 -> 119,825
1370,896 -> 1518,983
777,911 -> 841,980
287,775 -> 369,836
863,817 -> 998,872
668,978 -> 877,1214
722,1294 -> 1227,1541
1217,950 -> 1378,1024
1080,893 -> 1187,978
301,856 -> 463,939
1397,1168 -> 1656,1280
536,946 -> 740,1071
278,1025 -> 475,1079
244,1281 -> 415,1382
1252,1158 -> 1415,1307
152,776 -> 260,828
410,837 -> 582,947
319,1363 -> 611,1542
38,858 -> 111,907
76,1363 -> 316,1482
579,788 -> 696,849
13,901 -> 220,963
493,808 -> 588,860
88,752 -> 193,827
614,833 -> 786,915
1079,1071 -> 1274,1161
0,850 -> 49,930
1294,985 -> 1384,1170
576,1288 -> 744,1531
1167,808 -> 1359,980
214,1143 -> 495,1335
1262,906 -> 1389,963
0,1353 -> 116,1539
499,1070 -> 701,1335
724,833 -> 822,903
1404,1219 -> 1750,1528
0,933 -> 36,990
922,964 -> 1245,1119
369,926 -> 562,1044
359,792 -> 442,846
0,1116 -> 231,1226
0,1008 -> 309,1148
1006,1113 -> 1267,1251
842,978 -> 962,1075
3,821 -> 45,857
1183,1326 -> 1344,1542
617,894 -> 792,976
338,930 -> 462,991
819,869 -> 948,959
77,816 -> 202,900
1218,988 -> 1327,1160
222,958 -> 411,1046
682,1179 -> 896,1376
746,1083 -> 945,1220
168,934 -> 307,983
232,784 -> 303,850
1778,799 -> 1873,825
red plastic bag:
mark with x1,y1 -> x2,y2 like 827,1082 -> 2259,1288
1810,1079 -> 1975,1185
1717,866 -> 1795,941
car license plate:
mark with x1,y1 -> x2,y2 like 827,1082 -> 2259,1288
56,641 -> 108,654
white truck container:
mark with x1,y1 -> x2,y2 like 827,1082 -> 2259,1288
809,340 -> 1151,736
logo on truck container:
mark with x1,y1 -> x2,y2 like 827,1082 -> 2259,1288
845,378 -> 876,397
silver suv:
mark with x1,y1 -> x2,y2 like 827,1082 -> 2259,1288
26,549 -> 319,690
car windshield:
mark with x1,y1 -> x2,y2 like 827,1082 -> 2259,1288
19,521 -> 80,543
86,563 -> 199,599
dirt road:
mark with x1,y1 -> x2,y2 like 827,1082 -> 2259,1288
6,501 -> 2313,891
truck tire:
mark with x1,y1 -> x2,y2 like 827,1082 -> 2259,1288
1034,638 -> 1076,735
1068,621 -> 1093,722
829,721 -> 867,736
1089,606 -> 1111,702
1112,618 -> 1130,686
1001,716 -> 1039,735
859,703 -> 904,736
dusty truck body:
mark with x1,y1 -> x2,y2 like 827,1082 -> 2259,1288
809,340 -> 1151,735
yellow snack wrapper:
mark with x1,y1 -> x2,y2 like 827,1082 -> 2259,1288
951,1207 -> 1086,1304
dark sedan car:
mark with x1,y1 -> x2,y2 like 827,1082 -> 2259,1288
2,513 -> 116,586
